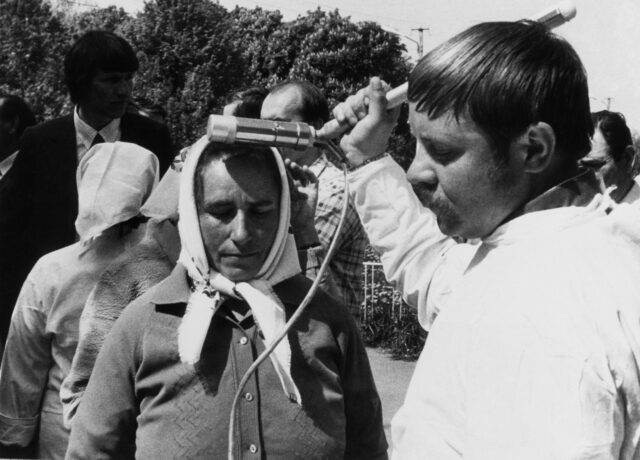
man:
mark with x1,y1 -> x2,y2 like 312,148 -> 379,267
66,139 -> 387,459
0,95 -> 36,180
581,110 -> 639,203
0,30 -> 173,343
334,21 -> 640,458
261,81 -> 368,320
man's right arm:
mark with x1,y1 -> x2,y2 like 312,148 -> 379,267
335,78 -> 460,328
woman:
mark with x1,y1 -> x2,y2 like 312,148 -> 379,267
0,142 -> 158,459
66,138 -> 387,459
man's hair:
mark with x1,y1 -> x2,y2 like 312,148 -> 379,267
194,142 -> 280,210
591,110 -> 633,162
64,30 -> 139,104
227,87 -> 268,119
408,21 -> 593,161
268,80 -> 330,126
0,95 -> 36,138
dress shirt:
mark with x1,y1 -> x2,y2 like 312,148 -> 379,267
73,108 -> 121,162
306,154 -> 368,317
348,155 -> 640,459
0,151 -> 18,179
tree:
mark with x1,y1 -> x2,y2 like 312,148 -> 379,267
64,6 -> 132,37
226,7 -> 284,88
257,9 -> 414,167
122,0 -> 245,147
0,0 -> 71,120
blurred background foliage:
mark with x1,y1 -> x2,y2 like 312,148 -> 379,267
0,0 -> 415,167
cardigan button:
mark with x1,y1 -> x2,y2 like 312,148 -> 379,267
245,392 -> 254,402
249,444 -> 258,454
239,337 -> 248,345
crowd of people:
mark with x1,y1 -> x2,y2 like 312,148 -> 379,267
0,17 -> 639,460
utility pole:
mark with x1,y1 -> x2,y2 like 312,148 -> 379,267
411,27 -> 428,58
606,97 -> 612,110
382,25 -> 428,61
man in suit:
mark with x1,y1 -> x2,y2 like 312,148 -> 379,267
0,30 -> 173,344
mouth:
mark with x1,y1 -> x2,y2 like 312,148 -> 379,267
411,184 -> 435,208
221,252 -> 259,260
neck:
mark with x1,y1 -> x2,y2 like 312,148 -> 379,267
78,106 -> 113,131
610,174 -> 635,202
501,160 -> 583,227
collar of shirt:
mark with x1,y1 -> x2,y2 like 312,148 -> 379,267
522,167 -> 602,214
483,168 -> 606,245
307,153 -> 331,177
74,106 -> 122,162
0,150 -> 18,177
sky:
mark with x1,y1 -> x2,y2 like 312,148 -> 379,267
92,0 -> 640,130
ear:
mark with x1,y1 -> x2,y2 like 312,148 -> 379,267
519,122 -> 556,174
8,117 -> 19,136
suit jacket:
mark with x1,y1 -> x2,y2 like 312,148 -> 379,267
0,112 -> 173,343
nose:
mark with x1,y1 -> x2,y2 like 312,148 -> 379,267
230,211 -> 251,245
407,143 -> 438,186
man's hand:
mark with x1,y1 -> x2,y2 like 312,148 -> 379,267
287,158 -> 320,249
332,77 -> 401,167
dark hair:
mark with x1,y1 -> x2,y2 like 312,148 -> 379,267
268,80 -> 330,126
591,111 -> 632,162
0,95 -> 36,138
64,30 -> 139,104
408,21 -> 592,162
194,142 -> 280,210
227,87 -> 268,119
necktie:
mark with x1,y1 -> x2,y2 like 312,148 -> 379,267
91,133 -> 105,147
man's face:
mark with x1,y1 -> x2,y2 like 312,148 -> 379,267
261,87 -> 318,165
80,69 -> 134,122
407,107 -> 527,240
198,155 -> 280,282
581,128 -> 629,189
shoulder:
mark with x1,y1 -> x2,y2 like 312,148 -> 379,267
122,112 -> 169,135
21,115 -> 73,141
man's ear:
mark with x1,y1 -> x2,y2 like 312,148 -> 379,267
519,122 -> 556,174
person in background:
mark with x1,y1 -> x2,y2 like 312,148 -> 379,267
0,95 -> 36,181
261,80 -> 368,321
0,142 -> 158,459
334,20 -> 640,458
0,31 -> 173,344
223,87 -> 268,118
66,139 -> 387,459
580,110 -> 639,203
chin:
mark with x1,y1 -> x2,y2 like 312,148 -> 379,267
220,267 -> 257,282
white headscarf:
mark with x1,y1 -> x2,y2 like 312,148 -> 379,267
75,142 -> 159,246
177,136 -> 302,402
140,147 -> 191,220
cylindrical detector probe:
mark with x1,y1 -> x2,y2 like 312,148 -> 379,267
207,115 -> 316,151
315,0 -> 576,139
207,0 -> 576,147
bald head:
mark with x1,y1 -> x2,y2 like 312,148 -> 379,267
261,81 -> 329,129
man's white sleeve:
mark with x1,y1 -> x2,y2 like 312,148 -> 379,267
348,156 -> 466,329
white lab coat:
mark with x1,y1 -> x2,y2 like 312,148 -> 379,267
349,156 -> 640,459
